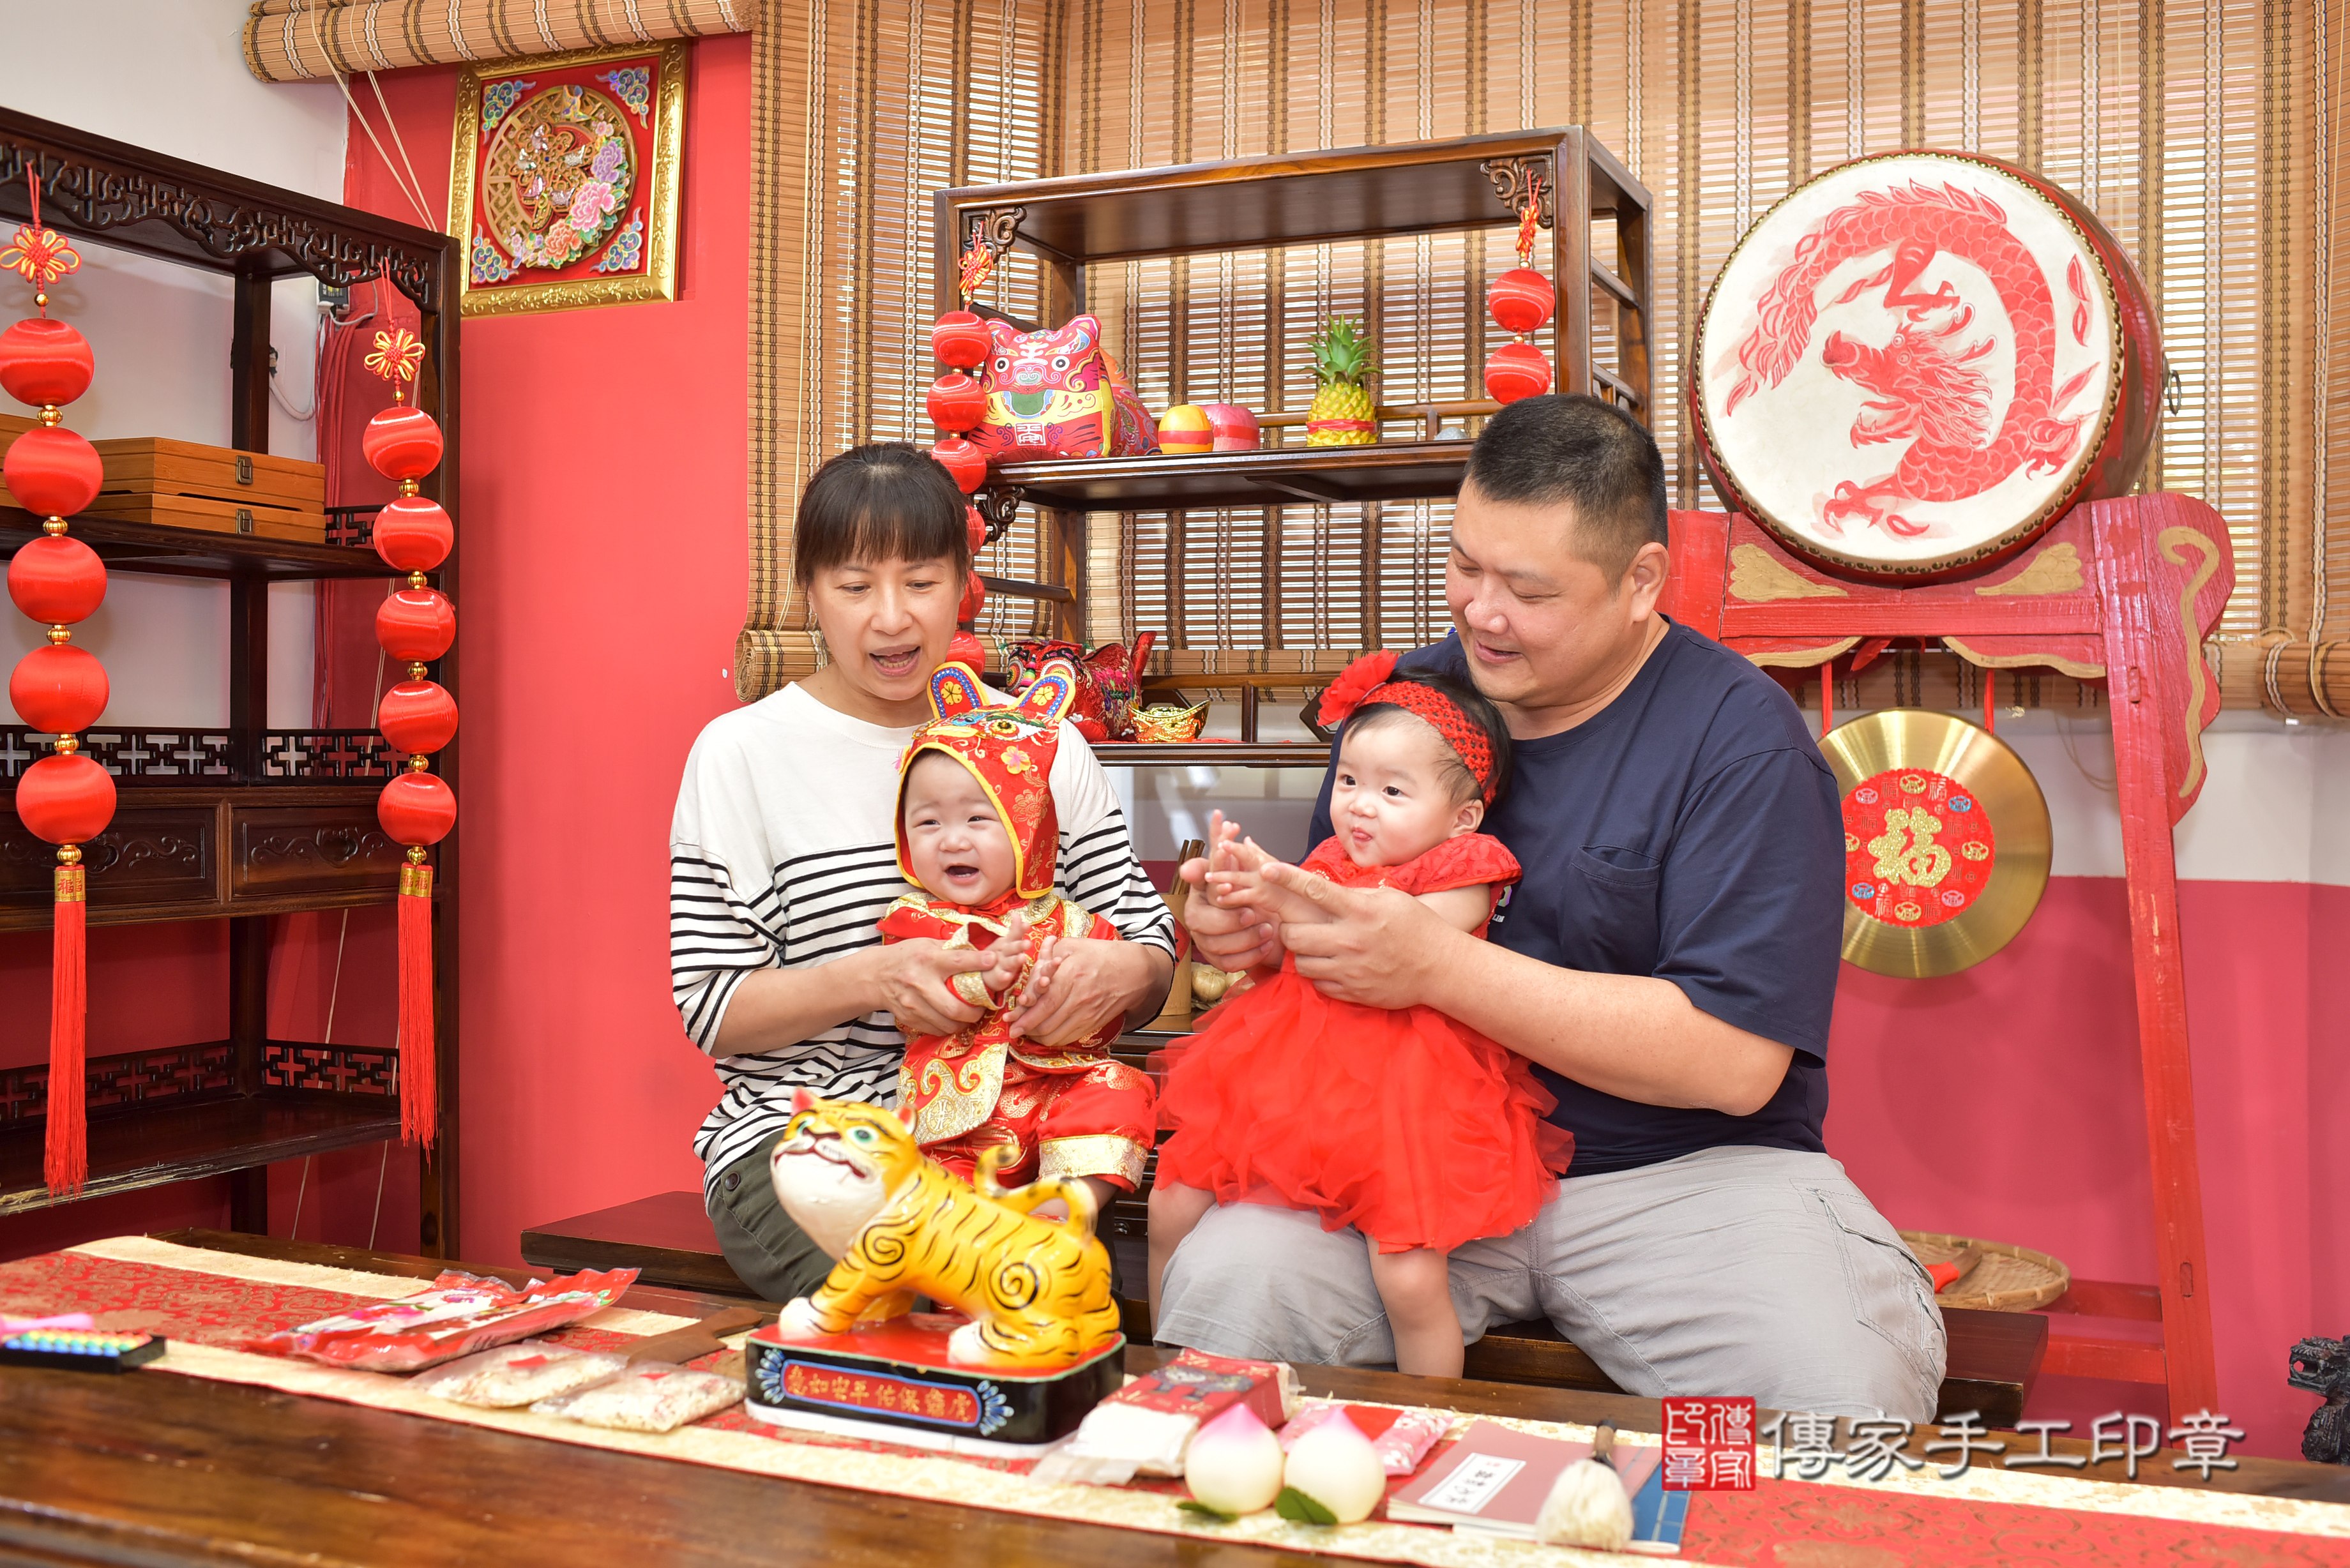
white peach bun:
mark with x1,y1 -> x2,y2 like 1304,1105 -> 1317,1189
1183,1403 -> 1285,1516
1280,1410 -> 1388,1524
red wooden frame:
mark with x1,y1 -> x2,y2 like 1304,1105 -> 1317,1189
1659,493 -> 2234,1420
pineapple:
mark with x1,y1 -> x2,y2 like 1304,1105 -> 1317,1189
1305,315 -> 1379,447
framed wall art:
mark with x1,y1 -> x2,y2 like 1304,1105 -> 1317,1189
449,41 -> 686,317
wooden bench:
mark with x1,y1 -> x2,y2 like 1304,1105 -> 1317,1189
522,1191 -> 2045,1426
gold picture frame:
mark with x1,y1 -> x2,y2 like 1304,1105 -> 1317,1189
449,40 -> 686,317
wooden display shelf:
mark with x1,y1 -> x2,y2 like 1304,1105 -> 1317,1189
1090,741 -> 1331,768
0,781 -> 411,933
0,105 -> 462,1252
0,1092 -> 399,1216
992,441 -> 1471,513
0,504 -> 402,582
938,126 -> 1648,276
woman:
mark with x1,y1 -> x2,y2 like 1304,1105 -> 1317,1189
670,442 -> 1176,1303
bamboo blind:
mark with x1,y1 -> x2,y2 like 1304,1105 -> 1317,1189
241,0 -> 755,82
745,0 -> 2347,709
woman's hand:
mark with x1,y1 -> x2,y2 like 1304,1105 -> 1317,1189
1004,935 -> 1165,1046
1179,810 -> 1285,973
1258,859 -> 1460,1009
867,938 -> 1005,1037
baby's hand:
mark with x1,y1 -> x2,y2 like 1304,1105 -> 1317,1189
983,913 -> 1034,995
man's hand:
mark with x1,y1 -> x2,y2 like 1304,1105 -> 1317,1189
1259,859 -> 1462,1009
1004,935 -> 1166,1046
869,938 -> 1003,1037
1178,810 -> 1285,973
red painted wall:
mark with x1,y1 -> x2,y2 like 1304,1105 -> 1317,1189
337,39 -> 749,1269
1828,877 -> 2343,1459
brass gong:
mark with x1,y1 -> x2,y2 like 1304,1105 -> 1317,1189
1819,711 -> 2052,979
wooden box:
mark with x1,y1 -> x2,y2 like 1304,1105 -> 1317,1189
86,437 -> 325,542
0,425 -> 325,541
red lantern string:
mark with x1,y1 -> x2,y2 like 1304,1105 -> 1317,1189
1,165 -> 106,1195
1485,173 -> 1557,406
360,314 -> 455,1148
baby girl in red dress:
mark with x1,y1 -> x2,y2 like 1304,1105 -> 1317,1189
1149,652 -> 1572,1377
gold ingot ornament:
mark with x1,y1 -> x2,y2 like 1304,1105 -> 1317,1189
1819,710 -> 2051,979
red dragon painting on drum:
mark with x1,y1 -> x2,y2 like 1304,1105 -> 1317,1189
1692,151 -> 2164,578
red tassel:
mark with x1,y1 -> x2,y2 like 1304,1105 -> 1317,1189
398,858 -> 436,1148
45,861 -> 86,1196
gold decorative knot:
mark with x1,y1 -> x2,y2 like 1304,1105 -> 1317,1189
366,326 -> 427,388
46,624 -> 70,644
3,222 -> 80,290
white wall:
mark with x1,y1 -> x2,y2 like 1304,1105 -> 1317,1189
1109,701 -> 2350,887
0,0 -> 350,730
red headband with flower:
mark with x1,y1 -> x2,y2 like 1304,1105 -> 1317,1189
1315,651 -> 1498,800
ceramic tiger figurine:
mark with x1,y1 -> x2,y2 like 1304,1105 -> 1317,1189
767,1090 -> 1122,1368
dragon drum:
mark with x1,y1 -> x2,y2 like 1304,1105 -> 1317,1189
1689,150 -> 2164,578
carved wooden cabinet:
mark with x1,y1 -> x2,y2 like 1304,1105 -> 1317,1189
0,109 -> 461,1249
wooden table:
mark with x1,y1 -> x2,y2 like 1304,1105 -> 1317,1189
2,1232 -> 2343,1567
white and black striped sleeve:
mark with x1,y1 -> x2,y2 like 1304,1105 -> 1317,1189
1049,726 -> 1176,953
669,730 -> 789,1054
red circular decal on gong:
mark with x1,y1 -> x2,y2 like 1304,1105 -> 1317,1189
1841,767 -> 1997,929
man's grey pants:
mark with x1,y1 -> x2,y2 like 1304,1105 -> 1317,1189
1156,1145 -> 1946,1421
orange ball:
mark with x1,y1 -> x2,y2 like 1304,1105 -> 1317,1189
377,679 -> 459,755
7,533 -> 106,624
372,495 -> 453,573
1158,403 -> 1213,455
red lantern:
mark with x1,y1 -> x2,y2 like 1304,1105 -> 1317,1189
930,435 -> 987,494
959,571 -> 986,626
14,751 -> 115,845
1484,341 -> 1554,404
371,495 -> 454,572
7,533 -> 105,624
377,680 -> 460,755
1,169 -> 106,1196
0,317 -> 93,407
8,643 -> 107,734
948,629 -> 986,668
931,309 -> 990,370
966,504 -> 987,554
3,424 -> 102,518
360,403 -> 444,481
927,372 -> 989,434
1487,267 -> 1557,336
360,324 -> 452,1150
377,769 -> 458,846
376,588 -> 456,663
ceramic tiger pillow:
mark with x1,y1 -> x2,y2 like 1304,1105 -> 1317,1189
767,1090 -> 1121,1368
968,313 -> 1158,464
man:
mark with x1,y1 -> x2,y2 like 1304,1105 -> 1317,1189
1160,395 -> 1944,1420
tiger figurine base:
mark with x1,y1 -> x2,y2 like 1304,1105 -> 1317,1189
768,1090 -> 1123,1369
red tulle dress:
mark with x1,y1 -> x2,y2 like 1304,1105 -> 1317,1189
1153,833 -> 1575,1254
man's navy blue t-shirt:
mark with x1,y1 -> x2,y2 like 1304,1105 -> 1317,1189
1305,620 -> 1844,1175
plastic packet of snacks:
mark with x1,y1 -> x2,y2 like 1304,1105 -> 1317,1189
246,1268 -> 638,1373
1278,1401 -> 1452,1476
411,1340 -> 630,1408
1031,1348 -> 1301,1485
530,1362 -> 744,1433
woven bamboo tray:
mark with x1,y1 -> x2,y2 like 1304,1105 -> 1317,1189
1900,1228 -> 2072,1312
